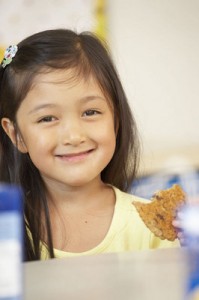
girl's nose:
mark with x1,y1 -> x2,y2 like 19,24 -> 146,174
60,120 -> 86,146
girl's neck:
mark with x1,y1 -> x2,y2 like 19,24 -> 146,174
45,179 -> 112,212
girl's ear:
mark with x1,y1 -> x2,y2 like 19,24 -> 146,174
1,118 -> 28,153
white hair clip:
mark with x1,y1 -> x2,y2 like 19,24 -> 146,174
1,45 -> 18,68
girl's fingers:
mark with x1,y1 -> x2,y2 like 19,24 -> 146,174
172,219 -> 187,246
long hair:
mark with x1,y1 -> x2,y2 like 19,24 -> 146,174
0,29 -> 140,261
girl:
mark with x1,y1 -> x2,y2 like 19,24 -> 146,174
0,29 -> 179,261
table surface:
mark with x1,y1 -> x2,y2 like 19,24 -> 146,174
24,248 -> 188,300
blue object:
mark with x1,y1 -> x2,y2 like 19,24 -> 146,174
0,184 -> 23,300
131,170 -> 199,200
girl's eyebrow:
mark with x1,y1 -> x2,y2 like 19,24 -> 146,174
28,104 -> 57,115
28,95 -> 107,115
80,95 -> 107,103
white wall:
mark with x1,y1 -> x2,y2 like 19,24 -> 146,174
108,0 -> 199,174
0,0 -> 95,45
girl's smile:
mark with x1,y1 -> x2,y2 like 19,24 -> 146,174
14,69 -> 117,189
55,149 -> 94,163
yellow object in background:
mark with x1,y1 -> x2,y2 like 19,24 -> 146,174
94,0 -> 107,42
0,47 -> 5,62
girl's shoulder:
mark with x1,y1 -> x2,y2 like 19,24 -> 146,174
112,186 -> 150,209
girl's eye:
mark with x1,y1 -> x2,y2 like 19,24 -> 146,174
83,110 -> 100,117
38,116 -> 56,123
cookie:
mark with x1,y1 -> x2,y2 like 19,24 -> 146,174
132,184 -> 186,241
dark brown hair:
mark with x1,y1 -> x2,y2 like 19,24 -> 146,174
0,29 -> 140,261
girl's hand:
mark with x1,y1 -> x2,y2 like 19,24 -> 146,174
173,199 -> 199,247
173,218 -> 187,246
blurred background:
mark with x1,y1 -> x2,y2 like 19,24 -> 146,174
0,0 -> 199,198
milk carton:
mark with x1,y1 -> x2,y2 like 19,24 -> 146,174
0,184 -> 23,300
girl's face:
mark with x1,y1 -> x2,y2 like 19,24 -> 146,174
6,70 -> 117,190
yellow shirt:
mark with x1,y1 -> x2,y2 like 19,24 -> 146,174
40,186 -> 179,259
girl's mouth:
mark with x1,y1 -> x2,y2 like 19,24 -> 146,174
56,149 -> 93,162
